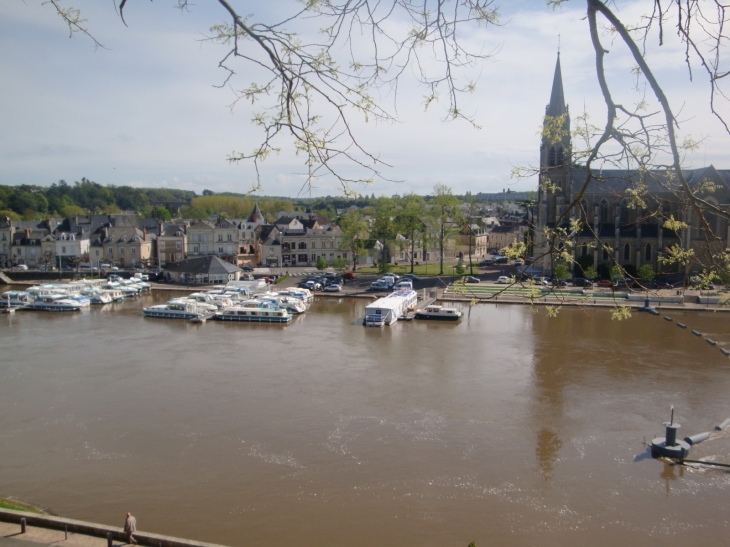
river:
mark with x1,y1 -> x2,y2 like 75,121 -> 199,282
1,289 -> 730,546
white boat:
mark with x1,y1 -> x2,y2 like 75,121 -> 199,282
278,288 -> 314,303
26,294 -> 83,311
414,304 -> 462,321
1,290 -> 33,308
364,289 -> 418,327
102,289 -> 125,302
143,301 -> 216,319
66,293 -> 91,307
174,293 -> 232,310
80,289 -> 113,305
101,282 -> 138,297
214,300 -> 292,323
255,292 -> 307,314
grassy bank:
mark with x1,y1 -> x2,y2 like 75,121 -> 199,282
0,497 -> 44,513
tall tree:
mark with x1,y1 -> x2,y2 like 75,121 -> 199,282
394,194 -> 426,274
430,185 -> 461,275
370,198 -> 398,271
338,210 -> 369,271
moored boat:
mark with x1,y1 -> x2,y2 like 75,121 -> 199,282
214,300 -> 292,323
143,301 -> 216,319
25,294 -> 83,311
414,304 -> 462,321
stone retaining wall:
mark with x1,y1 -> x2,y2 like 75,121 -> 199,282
0,509 -> 229,547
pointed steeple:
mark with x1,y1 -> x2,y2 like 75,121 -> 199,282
546,53 -> 567,117
248,202 -> 263,223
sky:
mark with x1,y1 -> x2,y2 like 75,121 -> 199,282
2,0 -> 729,198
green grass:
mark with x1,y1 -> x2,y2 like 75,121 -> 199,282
356,262 -> 475,276
0,497 -> 43,513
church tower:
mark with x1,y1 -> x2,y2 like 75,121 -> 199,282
535,53 -> 572,271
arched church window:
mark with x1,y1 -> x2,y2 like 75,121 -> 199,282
580,199 -> 589,224
623,243 -> 631,261
620,200 -> 630,226
645,243 -> 652,262
549,148 -> 556,167
599,200 -> 609,223
557,148 -> 564,165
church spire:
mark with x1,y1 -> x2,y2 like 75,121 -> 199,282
546,53 -> 567,117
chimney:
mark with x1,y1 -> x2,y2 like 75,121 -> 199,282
103,227 -> 109,240
25,228 -> 31,238
158,221 -> 163,236
143,227 -> 147,241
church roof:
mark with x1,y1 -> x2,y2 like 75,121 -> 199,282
163,255 -> 241,275
546,53 -> 567,117
570,166 -> 730,196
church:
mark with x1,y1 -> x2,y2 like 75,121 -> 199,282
534,54 -> 730,278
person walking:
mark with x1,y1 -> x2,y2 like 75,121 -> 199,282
124,512 -> 137,545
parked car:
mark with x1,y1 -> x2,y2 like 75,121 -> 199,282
342,272 -> 356,280
240,266 -> 254,272
463,276 -> 480,283
303,280 -> 322,290
572,278 -> 593,288
495,256 -> 509,264
532,276 -> 550,286
496,276 -> 511,284
394,280 -> 413,290
402,273 -> 421,281
597,279 -> 616,288
551,279 -> 568,287
323,283 -> 342,292
369,281 -> 391,291
514,259 -> 523,266
13,264 -> 28,271
479,258 -> 494,266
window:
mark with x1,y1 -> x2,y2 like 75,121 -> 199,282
342,253 -> 347,260
299,242 -> 307,250
119,247 -> 124,255
131,247 -> 136,255
193,246 -> 199,253
227,234 -> 232,241
311,254 -> 316,262
311,241 -> 316,249
549,148 -> 556,166
95,250 -> 99,257
159,242 -> 165,250
600,200 -> 609,223
108,248 -> 113,255
623,243 -> 630,261
602,247 -> 608,261
557,148 -> 564,165
581,243 -> 587,257
62,246 -> 66,254
645,243 -> 652,262
330,241 -> 334,248
218,235 -> 222,242
218,247 -> 224,254
176,242 -> 181,250
620,200 -> 630,226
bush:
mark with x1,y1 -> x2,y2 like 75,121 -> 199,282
274,273 -> 290,284
316,256 -> 328,270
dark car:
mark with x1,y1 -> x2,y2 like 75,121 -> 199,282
494,256 -> 509,264
463,276 -> 480,283
551,279 -> 568,287
573,278 -> 593,288
240,266 -> 254,272
402,274 -> 421,281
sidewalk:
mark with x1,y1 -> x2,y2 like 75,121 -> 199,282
1,522 -> 111,547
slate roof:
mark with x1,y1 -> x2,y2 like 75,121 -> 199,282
163,255 -> 241,275
546,54 -> 567,118
571,166 -> 730,196
247,203 -> 263,222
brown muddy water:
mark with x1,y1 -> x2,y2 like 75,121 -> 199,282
1,289 -> 730,547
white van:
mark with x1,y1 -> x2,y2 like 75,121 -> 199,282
394,280 -> 413,290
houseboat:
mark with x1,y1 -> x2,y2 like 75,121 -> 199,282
26,294 -> 83,312
364,289 -> 418,327
143,301 -> 217,320
1,291 -> 33,309
414,304 -> 462,321
214,301 -> 292,323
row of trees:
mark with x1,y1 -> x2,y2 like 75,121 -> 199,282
338,185 -> 491,275
0,179 -> 195,221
